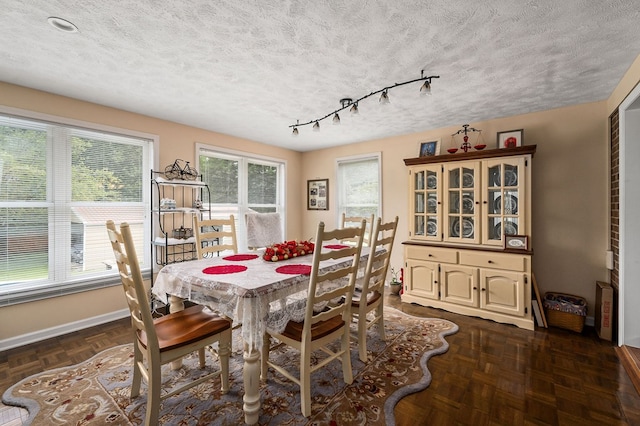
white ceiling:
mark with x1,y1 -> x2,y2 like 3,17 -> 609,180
1,1 -> 639,152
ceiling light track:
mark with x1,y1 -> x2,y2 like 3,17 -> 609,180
290,70 -> 439,135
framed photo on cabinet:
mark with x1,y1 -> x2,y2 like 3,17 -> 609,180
497,129 -> 523,149
307,178 -> 329,210
504,234 -> 528,250
419,139 -> 441,157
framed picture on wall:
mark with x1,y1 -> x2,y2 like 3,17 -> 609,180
307,178 -> 329,210
419,139 -> 441,157
497,129 -> 524,149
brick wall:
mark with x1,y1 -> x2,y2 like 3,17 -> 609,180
610,109 -> 619,290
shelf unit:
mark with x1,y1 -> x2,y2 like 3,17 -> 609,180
403,145 -> 536,330
151,171 -> 211,271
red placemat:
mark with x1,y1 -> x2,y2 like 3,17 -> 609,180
223,254 -> 259,261
324,244 -> 350,249
202,265 -> 248,274
275,264 -> 311,275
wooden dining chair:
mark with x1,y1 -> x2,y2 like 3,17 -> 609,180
340,212 -> 374,246
351,216 -> 399,362
106,220 -> 232,426
193,214 -> 238,258
261,220 -> 366,417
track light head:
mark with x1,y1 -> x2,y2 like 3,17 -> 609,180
350,102 -> 359,115
313,121 -> 320,131
332,112 -> 341,125
379,90 -> 390,104
292,127 -> 299,136
420,80 -> 431,95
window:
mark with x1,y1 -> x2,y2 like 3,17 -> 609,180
0,110 -> 153,303
336,153 -> 381,220
197,144 -> 285,250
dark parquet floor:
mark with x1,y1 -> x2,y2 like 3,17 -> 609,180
1,289 -> 639,425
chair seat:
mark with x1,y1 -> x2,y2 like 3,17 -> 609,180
279,315 -> 345,342
351,290 -> 382,308
138,305 -> 232,352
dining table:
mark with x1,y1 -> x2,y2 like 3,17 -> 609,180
152,242 -> 372,425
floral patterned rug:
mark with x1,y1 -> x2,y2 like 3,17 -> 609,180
2,307 -> 457,425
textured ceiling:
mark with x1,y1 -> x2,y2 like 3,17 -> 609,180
1,1 -> 639,152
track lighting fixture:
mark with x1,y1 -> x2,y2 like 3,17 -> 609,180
289,70 -> 439,135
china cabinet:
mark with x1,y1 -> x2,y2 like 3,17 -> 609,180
403,145 -> 536,330
151,171 -> 211,272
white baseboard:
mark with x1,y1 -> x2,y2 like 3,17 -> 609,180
0,309 -> 130,352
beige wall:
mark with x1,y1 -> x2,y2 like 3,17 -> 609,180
0,82 -> 303,343
301,102 -> 610,314
2,52 -> 639,344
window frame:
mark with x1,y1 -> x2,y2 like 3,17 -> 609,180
196,143 -> 286,251
0,105 -> 157,306
335,152 -> 382,223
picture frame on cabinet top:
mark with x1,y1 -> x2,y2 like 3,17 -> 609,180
419,139 -> 441,157
497,129 -> 523,149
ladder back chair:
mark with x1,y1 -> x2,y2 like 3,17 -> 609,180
261,220 -> 366,417
106,220 -> 231,426
193,214 -> 238,258
351,216 -> 399,362
340,212 -> 374,247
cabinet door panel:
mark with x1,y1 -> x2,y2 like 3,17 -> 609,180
441,264 -> 477,307
482,157 -> 526,246
405,259 -> 439,300
443,162 -> 480,244
480,269 -> 526,316
410,165 -> 442,241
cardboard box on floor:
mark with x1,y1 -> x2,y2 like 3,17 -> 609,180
596,281 -> 614,341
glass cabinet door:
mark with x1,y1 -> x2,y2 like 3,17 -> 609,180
410,165 -> 441,240
444,162 -> 480,244
483,157 -> 526,246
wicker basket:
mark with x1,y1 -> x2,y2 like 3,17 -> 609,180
543,292 -> 587,333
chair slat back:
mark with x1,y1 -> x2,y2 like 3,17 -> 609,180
106,220 -> 158,350
340,213 -> 374,246
305,221 -> 366,330
361,216 -> 399,298
194,215 -> 238,258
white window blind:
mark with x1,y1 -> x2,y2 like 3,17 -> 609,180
0,113 -> 151,303
336,154 -> 381,220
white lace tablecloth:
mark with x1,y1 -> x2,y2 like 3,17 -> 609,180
152,244 -> 372,351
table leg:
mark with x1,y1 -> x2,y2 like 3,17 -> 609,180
169,295 -> 185,370
242,343 -> 261,425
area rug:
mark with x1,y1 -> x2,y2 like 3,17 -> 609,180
2,307 -> 457,425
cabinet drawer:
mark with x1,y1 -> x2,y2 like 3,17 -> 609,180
459,251 -> 527,272
405,245 -> 458,263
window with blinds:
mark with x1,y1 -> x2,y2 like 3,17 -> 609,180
197,145 -> 284,250
336,154 -> 382,219
0,113 -> 152,303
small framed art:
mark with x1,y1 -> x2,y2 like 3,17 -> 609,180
419,139 -> 441,157
504,234 -> 528,250
307,178 -> 329,210
497,129 -> 524,149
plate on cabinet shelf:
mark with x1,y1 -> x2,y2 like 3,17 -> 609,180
494,221 -> 518,239
427,196 -> 437,212
492,169 -> 518,187
494,194 -> 518,214
451,217 -> 474,238
462,172 -> 474,188
427,175 -> 437,189
462,194 -> 474,214
427,219 -> 437,236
